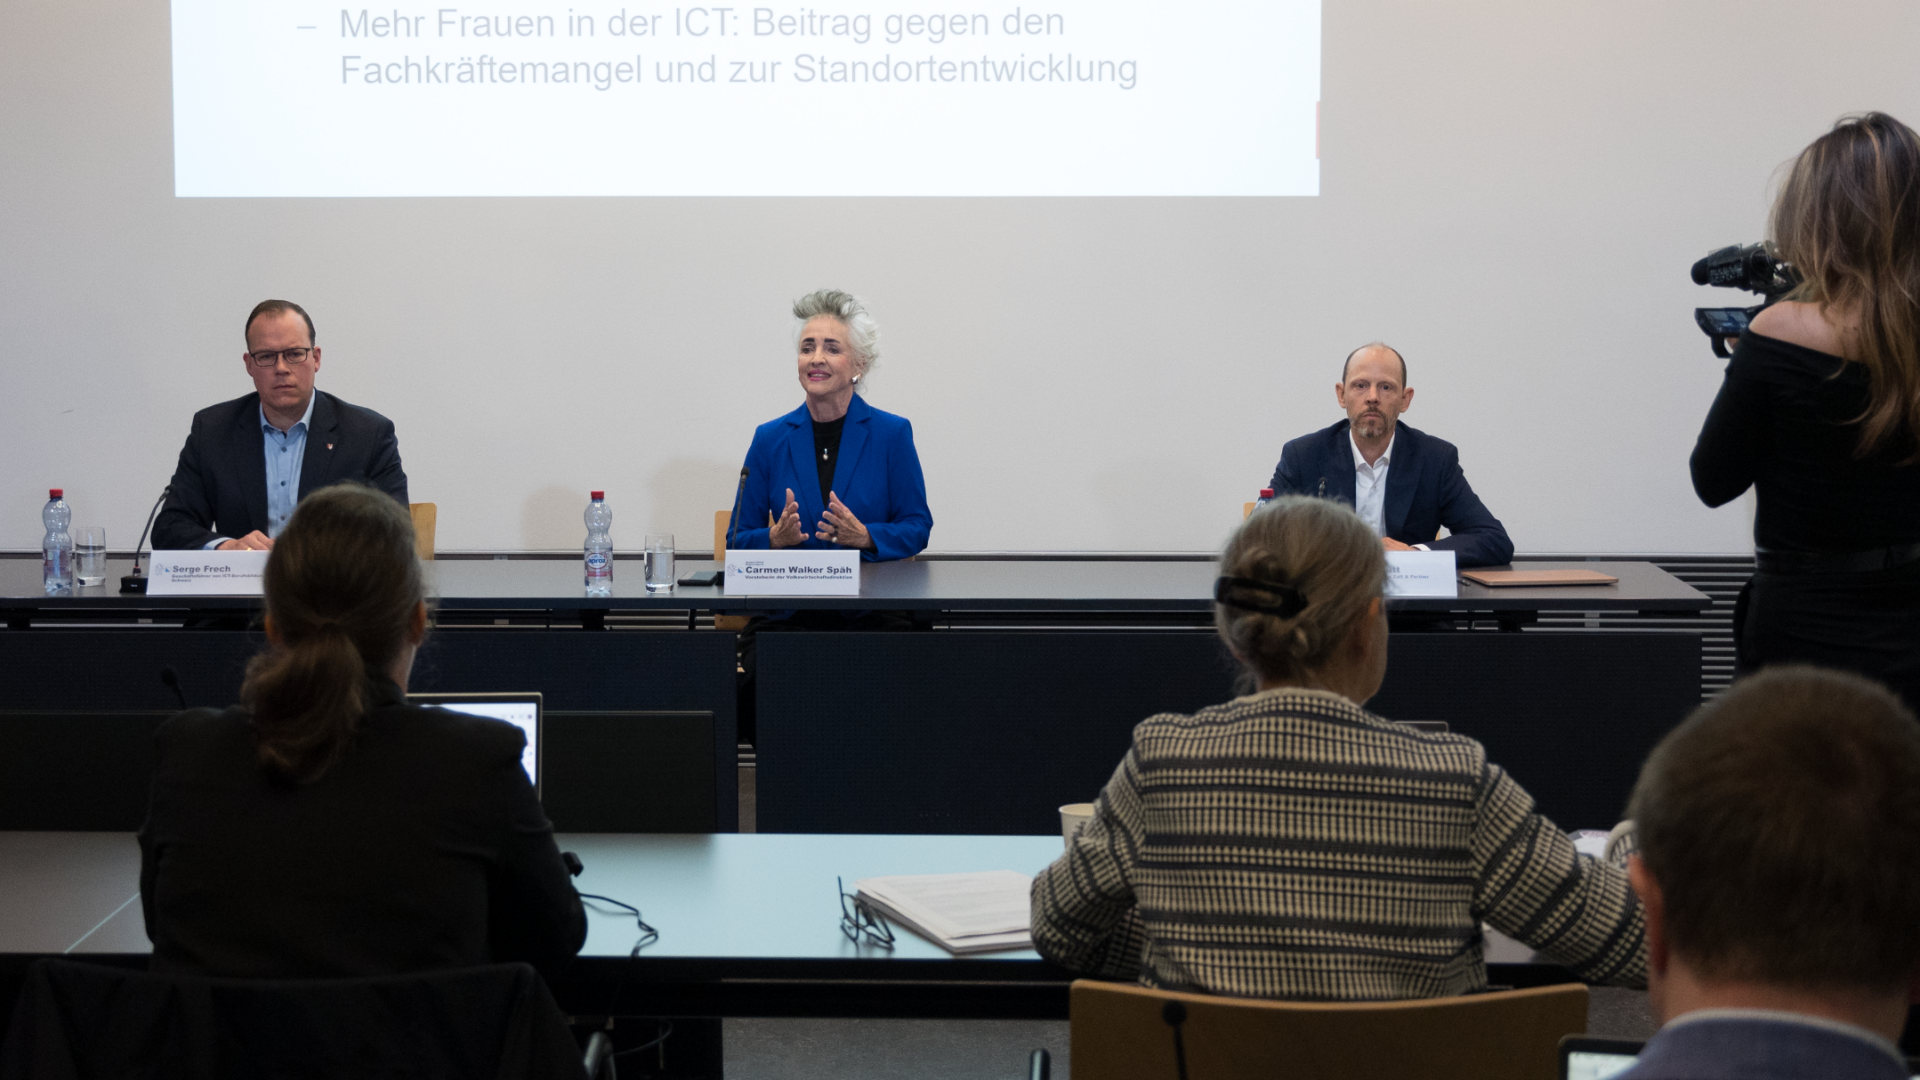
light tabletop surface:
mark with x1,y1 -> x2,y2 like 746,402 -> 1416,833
0,831 -> 1538,965
0,832 -> 1065,962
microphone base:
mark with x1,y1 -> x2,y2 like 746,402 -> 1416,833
119,575 -> 149,594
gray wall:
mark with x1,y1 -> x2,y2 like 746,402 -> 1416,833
5,0 -> 1911,554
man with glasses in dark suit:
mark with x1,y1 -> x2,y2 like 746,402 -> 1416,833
152,300 -> 409,551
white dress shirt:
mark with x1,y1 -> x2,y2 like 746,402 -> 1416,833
1350,429 -> 1430,550
1350,431 -> 1394,537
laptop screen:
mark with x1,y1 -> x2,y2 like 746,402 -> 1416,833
406,692 -> 543,797
1563,1048 -> 1637,1080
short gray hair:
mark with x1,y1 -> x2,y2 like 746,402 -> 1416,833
793,289 -> 880,390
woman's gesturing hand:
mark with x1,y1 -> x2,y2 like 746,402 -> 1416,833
769,488 -> 805,548
817,492 -> 873,551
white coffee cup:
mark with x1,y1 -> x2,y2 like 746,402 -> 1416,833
1059,802 -> 1095,846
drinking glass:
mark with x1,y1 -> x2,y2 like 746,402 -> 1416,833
74,527 -> 107,586
645,534 -> 675,593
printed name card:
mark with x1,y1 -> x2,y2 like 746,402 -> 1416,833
723,550 -> 861,596
1385,550 -> 1458,598
146,550 -> 270,596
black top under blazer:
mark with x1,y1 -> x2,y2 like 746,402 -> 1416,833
1268,420 -> 1514,568
138,681 -> 587,979
152,391 -> 409,550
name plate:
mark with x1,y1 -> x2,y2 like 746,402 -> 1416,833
146,550 -> 270,596
723,550 -> 861,596
1385,550 -> 1458,597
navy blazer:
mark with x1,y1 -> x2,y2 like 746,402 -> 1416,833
1268,420 -> 1513,568
1618,1014 -> 1909,1080
152,391 -> 409,550
729,394 -> 932,562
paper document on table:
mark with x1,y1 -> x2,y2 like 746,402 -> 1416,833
855,870 -> 1033,954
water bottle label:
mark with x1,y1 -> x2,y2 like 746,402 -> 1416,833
585,552 -> 610,574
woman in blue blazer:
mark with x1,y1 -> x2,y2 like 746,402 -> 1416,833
729,289 -> 932,744
728,289 -> 932,561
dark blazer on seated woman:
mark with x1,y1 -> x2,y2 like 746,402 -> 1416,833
729,392 -> 932,562
139,680 -> 587,979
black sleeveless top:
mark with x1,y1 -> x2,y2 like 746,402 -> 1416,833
812,416 -> 845,506
1691,331 -> 1920,552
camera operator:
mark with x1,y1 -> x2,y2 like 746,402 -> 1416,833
1691,112 -> 1920,709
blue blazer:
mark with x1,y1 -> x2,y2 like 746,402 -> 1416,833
1268,420 -> 1513,568
729,394 -> 932,562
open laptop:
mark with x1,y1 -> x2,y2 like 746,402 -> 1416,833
1561,1036 -> 1920,1080
406,692 -> 543,799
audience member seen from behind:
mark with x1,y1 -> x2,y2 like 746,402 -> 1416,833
1030,496 -> 1646,1000
1692,112 -> 1920,707
1617,666 -> 1920,1079
139,483 -> 585,977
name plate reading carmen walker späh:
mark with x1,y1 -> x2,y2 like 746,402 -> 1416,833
1384,549 -> 1458,598
145,550 -> 271,596
723,550 -> 861,597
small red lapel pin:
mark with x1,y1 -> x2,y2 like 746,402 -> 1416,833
326,443 -> 334,450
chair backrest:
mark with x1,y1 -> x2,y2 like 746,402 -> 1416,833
410,502 -> 438,561
2,958 -> 588,1080
1070,979 -> 1589,1080
713,510 -> 730,563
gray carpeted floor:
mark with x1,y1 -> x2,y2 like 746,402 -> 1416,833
727,764 -> 1659,1080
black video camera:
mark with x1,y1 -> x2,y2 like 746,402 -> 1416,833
1693,243 -> 1799,358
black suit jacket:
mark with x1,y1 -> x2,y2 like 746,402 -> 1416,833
138,681 -> 587,979
152,391 -> 408,550
1268,420 -> 1514,568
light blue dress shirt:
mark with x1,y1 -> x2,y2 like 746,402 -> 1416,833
202,394 -> 315,549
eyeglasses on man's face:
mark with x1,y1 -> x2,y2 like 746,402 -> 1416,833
248,347 -> 314,368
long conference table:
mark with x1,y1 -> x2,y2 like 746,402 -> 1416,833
0,556 -> 1710,833
0,831 -> 1574,1076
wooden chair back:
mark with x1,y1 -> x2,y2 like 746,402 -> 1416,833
712,510 -> 757,632
409,502 -> 437,561
1070,979 -> 1588,1080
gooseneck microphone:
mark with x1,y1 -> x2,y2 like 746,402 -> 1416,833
724,467 -> 750,557
159,666 -> 188,709
120,485 -> 172,594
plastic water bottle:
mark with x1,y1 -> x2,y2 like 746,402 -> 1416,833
42,489 -> 73,596
1253,487 -> 1275,513
584,491 -> 613,596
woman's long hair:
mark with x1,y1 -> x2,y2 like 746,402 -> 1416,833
241,483 -> 424,784
1772,112 -> 1920,460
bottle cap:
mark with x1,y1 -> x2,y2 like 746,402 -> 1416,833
1260,488 -> 1274,498
590,490 -> 604,500
48,488 -> 62,499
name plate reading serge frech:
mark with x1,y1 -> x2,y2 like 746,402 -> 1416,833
146,550 -> 270,596
723,550 -> 861,597
1385,550 -> 1458,598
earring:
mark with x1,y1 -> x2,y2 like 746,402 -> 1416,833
851,375 -> 860,383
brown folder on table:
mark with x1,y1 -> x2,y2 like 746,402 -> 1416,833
1460,569 -> 1619,587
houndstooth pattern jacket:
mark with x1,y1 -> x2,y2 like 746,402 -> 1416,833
1029,687 -> 1648,999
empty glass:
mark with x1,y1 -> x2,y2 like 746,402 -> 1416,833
74,527 -> 106,586
645,533 -> 674,593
